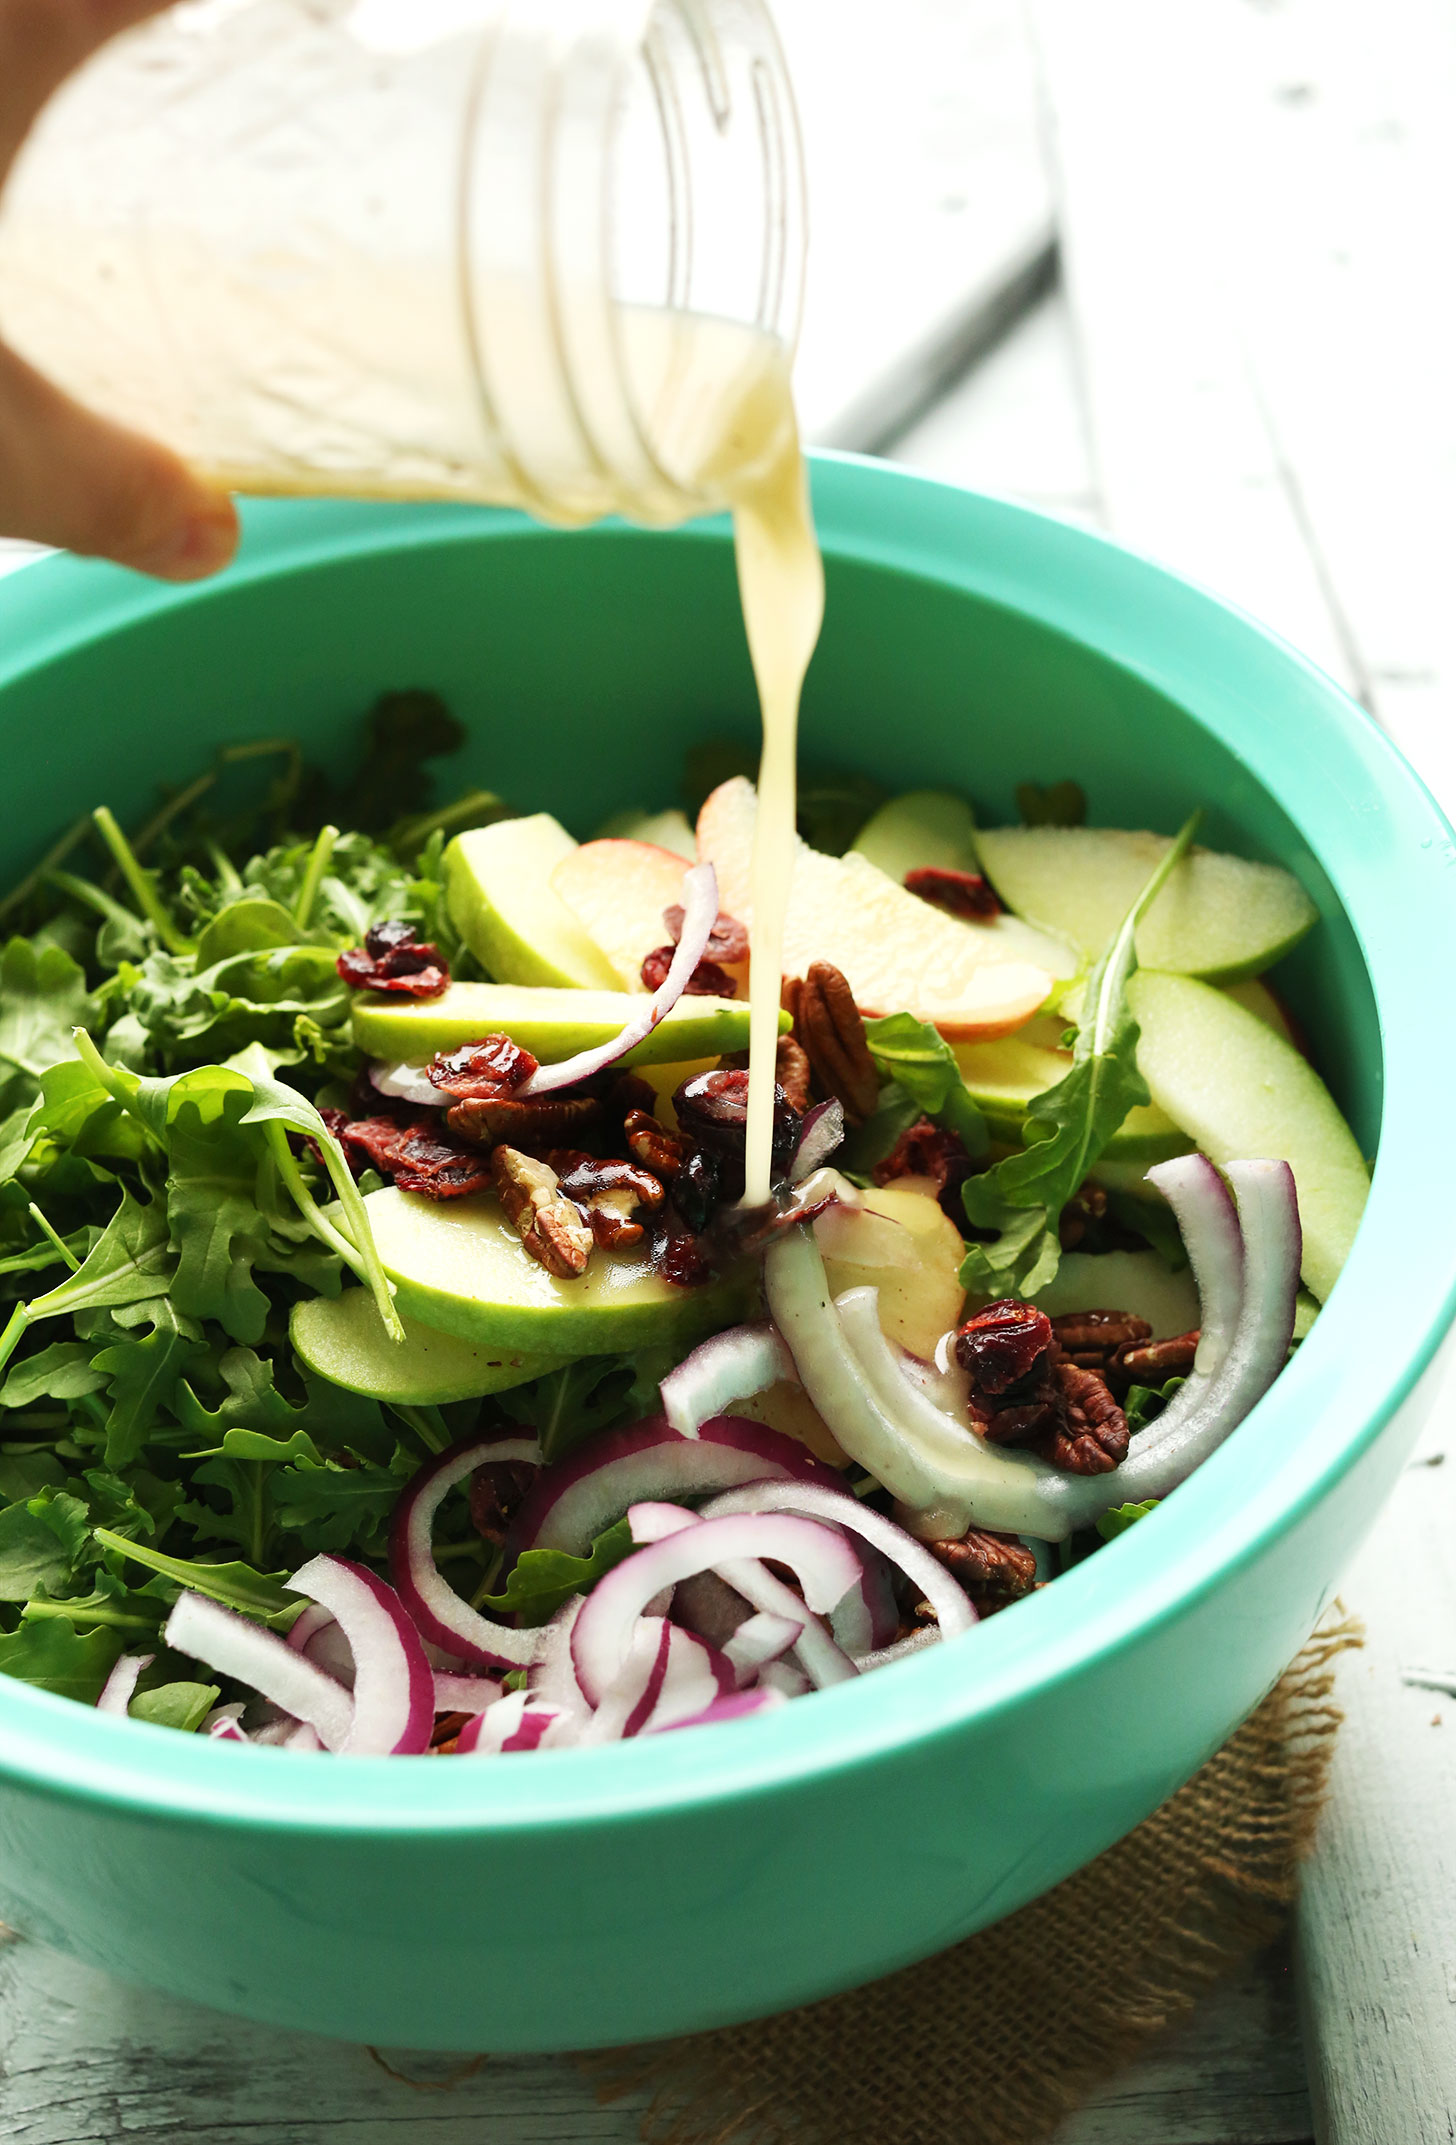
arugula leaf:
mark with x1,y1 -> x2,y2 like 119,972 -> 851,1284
0,1339 -> 108,1405
495,1352 -> 671,1463
0,1500 -> 81,1599
272,1454 -> 409,1555
21,1568 -> 164,1634
23,1059 -> 146,1165
861,1011 -> 989,1159
92,1526 -> 299,1620
26,1190 -> 173,1324
92,1299 -> 207,1470
1095,1499 -> 1160,1540
0,1617 -> 125,1699
481,1517 -> 635,1626
0,936 -> 91,1080
960,813 -> 1200,1299
1124,1377 -> 1185,1435
130,1680 -> 219,1732
1105,1190 -> 1188,1271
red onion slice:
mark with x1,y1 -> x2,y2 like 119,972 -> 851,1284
389,1436 -> 549,1670
1108,1158 -> 1299,1501
286,1601 -> 357,1687
520,862 -> 719,1095
96,1651 -> 154,1717
660,1324 -> 798,1439
286,1721 -> 324,1752
526,1598 -> 593,1728
759,1661 -> 811,1698
287,1555 -> 435,1756
165,1592 -> 354,1751
791,1099 -> 845,1182
723,1611 -> 803,1685
507,1414 -> 842,1560
434,1671 -> 505,1714
203,1703 -> 249,1742
625,1498 -> 857,1690
654,1687 -> 789,1732
571,1511 -> 865,1705
369,1060 -> 447,1108
700,1481 -> 976,1642
457,1691 -> 571,1754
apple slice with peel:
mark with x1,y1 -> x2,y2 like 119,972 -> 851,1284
1127,970 -> 1368,1300
592,807 -> 697,860
551,838 -> 729,996
444,816 -> 622,990
815,1178 -> 966,1357
351,980 -> 783,1066
975,824 -> 1318,982
360,1186 -> 754,1352
850,789 -> 980,881
291,1290 -> 565,1404
1029,1249 -> 1201,1337
697,777 -> 1068,1037
951,1030 -> 1187,1161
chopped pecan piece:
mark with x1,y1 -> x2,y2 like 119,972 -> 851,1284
783,962 -> 879,1123
1048,1309 -> 1152,1371
336,919 -> 449,999
432,1711 -> 472,1752
903,866 -> 999,921
492,1146 -> 594,1277
640,946 -> 737,996
1117,1329 -> 1200,1385
427,1034 -> 539,1100
553,1156 -> 665,1249
624,1108 -> 691,1181
339,1114 -> 493,1198
925,1526 -> 1038,1611
873,1115 -> 974,1224
446,1092 -> 603,1152
664,903 -> 750,965
955,1299 -> 1055,1396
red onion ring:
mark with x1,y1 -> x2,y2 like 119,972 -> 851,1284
520,862 -> 719,1095
659,1324 -> 798,1439
656,1687 -> 790,1732
790,1098 -> 845,1182
723,1610 -> 803,1686
287,1554 -> 435,1756
389,1436 -> 549,1670
507,1414 -> 841,1561
571,1510 -> 864,1705
165,1593 -> 354,1751
759,1661 -> 811,1698
203,1703 -> 249,1742
457,1691 -> 570,1753
369,1060 -> 446,1108
96,1651 -> 153,1717
434,1671 -> 505,1714
699,1481 -> 977,1641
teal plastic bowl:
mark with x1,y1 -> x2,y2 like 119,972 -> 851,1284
0,456 -> 1452,2051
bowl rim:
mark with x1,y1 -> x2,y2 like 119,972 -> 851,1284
0,450 -> 1452,1832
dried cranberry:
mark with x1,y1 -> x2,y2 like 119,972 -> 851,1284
903,867 -> 999,921
468,1461 -> 538,1548
427,1034 -> 539,1099
337,919 -> 450,999
339,1114 -> 492,1199
872,1116 -> 974,1226
954,1299 -> 1054,1395
672,1069 -> 800,1190
663,904 -> 750,965
640,946 -> 738,997
673,1147 -> 722,1233
657,1222 -> 715,1289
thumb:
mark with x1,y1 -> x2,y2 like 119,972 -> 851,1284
0,340 -> 238,578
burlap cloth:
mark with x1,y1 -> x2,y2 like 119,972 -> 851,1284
588,1616 -> 1360,2145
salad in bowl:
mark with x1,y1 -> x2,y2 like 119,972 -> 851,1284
0,699 -> 1367,1756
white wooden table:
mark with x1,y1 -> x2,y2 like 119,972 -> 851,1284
3,0 -> 1454,2137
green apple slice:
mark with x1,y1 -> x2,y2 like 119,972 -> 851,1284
975,825 -> 1318,982
361,1186 -> 754,1352
1030,1249 -> 1201,1337
851,789 -> 980,881
1127,970 -> 1369,1300
952,1031 -> 1187,1160
351,980 -> 781,1064
291,1290 -> 564,1404
444,816 -> 622,989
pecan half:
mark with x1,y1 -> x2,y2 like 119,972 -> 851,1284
624,1108 -> 691,1181
1048,1309 -> 1152,1372
903,866 -> 999,921
336,919 -> 449,999
446,1092 -> 603,1152
427,1034 -> 539,1100
491,1146 -> 594,1277
1116,1329 -> 1200,1385
1043,1358 -> 1129,1473
925,1526 -> 1038,1610
553,1156 -> 665,1249
783,962 -> 879,1123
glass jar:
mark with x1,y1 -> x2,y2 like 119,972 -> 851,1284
0,0 -> 806,526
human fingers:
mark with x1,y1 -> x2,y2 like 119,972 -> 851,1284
0,339 -> 238,577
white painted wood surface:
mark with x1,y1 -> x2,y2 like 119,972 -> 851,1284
1024,6 -> 1456,2138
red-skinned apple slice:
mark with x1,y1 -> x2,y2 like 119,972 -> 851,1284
552,839 -> 745,995
696,777 -> 1065,1038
